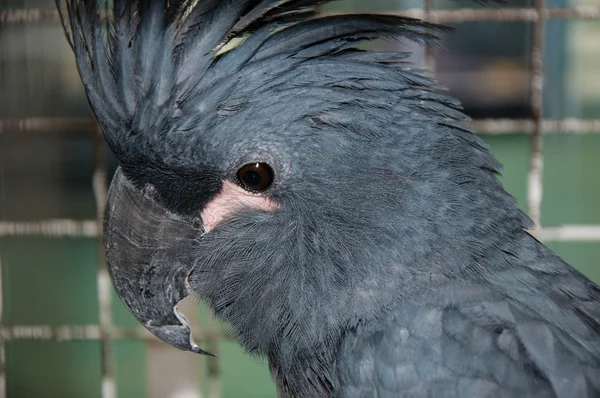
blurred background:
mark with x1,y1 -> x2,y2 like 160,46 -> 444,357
0,0 -> 599,397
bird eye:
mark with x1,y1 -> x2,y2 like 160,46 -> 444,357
237,163 -> 274,192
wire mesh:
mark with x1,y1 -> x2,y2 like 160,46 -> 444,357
1,3 -> 599,398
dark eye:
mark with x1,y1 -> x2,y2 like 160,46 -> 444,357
237,163 -> 274,192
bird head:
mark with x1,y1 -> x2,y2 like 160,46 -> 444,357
59,0 -> 529,367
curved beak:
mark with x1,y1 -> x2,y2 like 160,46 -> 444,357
104,167 -> 212,355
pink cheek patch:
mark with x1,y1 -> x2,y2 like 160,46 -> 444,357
201,180 -> 279,232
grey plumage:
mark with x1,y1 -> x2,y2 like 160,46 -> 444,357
57,1 -> 600,397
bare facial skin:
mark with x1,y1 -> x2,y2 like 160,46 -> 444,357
201,180 -> 279,232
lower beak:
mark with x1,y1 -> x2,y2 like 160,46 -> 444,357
104,167 -> 212,355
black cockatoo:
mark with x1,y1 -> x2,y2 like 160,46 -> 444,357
57,1 -> 600,397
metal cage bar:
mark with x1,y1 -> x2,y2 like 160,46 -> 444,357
2,220 -> 599,241
1,2 -> 599,398
4,117 -> 600,135
0,324 -> 227,342
3,7 -> 600,24
0,257 -> 5,398
92,126 -> 115,398
527,0 -> 546,228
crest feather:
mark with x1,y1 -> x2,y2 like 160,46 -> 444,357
57,0 -> 447,161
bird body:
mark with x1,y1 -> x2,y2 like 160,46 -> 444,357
57,1 -> 600,396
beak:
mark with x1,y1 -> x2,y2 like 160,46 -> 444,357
104,167 -> 212,355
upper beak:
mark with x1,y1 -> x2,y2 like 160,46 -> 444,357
104,167 -> 212,355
